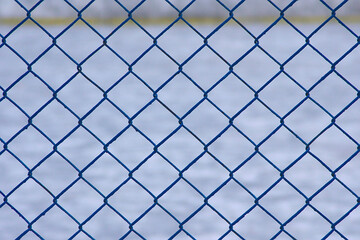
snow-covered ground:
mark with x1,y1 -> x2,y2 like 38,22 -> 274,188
1,18 -> 360,239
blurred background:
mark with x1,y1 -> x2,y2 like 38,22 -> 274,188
1,1 -> 360,239
1,0 -> 360,20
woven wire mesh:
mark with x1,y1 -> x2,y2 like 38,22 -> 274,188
1,0 -> 360,239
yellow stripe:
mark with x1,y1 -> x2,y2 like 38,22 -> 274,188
1,15 -> 360,26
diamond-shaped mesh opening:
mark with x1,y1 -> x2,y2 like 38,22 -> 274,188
208,73 -> 254,117
233,100 -> 280,143
233,47 -> 280,90
183,154 -> 228,196
285,153 -> 331,197
310,126 -> 357,170
108,127 -> 153,170
310,22 -> 358,62
208,20 -> 254,64
183,46 -> 229,90
208,126 -> 254,170
133,101 -> 178,143
285,45 -> 331,90
82,153 -> 128,196
57,179 -> 103,222
107,75 -> 153,117
108,179 -> 153,223
311,73 -> 357,115
32,205 -> 78,240
158,73 -> 203,116
259,73 -> 304,116
285,99 -> 330,143
83,205 -> 129,239
107,23 -> 153,63
259,19 -> 305,63
311,181 -> 357,223
7,125 -> 52,168
81,46 -> 128,90
285,205 -> 330,239
259,126 -> 305,170
184,100 -> 229,143
57,127 -> 103,169
157,21 -> 204,62
6,73 -> 52,114
32,153 -> 78,195
134,206 -> 179,239
233,206 -> 279,239
183,205 -> 229,239
8,178 -> 53,221
233,153 -> 279,197
82,100 -> 128,143
2,0 -> 360,239
259,180 -> 305,223
132,48 -> 177,91
133,154 -> 179,196
57,74 -> 103,117
4,24 -> 52,62
158,179 -> 203,222
31,46 -> 77,90
57,22 -> 103,62
158,127 -> 203,170
32,100 -> 78,142
209,179 -> 254,222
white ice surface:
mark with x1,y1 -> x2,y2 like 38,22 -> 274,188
1,21 -> 360,239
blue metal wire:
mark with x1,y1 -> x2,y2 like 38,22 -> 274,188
1,0 -> 360,239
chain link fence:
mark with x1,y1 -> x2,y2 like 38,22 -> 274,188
1,0 -> 360,239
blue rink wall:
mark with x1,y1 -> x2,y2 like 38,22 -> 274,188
1,1 -> 360,239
